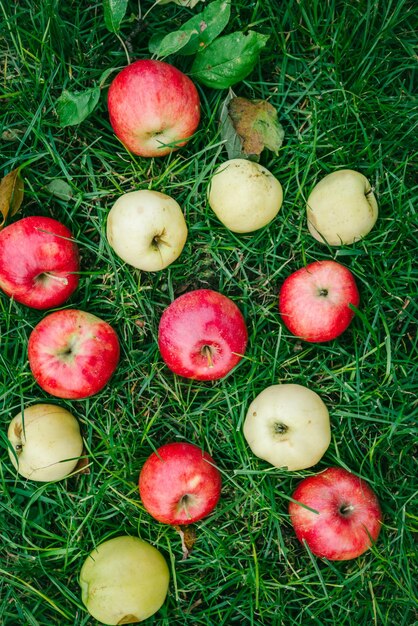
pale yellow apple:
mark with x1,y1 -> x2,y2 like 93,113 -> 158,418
106,190 -> 188,271
207,158 -> 283,233
243,384 -> 331,471
306,169 -> 378,245
80,535 -> 170,625
7,404 -> 83,481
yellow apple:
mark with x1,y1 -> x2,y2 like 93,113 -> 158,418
80,535 -> 170,625
7,404 -> 83,481
106,190 -> 188,271
306,169 -> 378,245
207,158 -> 283,233
243,384 -> 331,471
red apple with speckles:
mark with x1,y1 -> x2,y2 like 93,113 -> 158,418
108,59 -> 200,157
289,467 -> 382,560
28,309 -> 120,399
139,442 -> 222,525
0,216 -> 79,309
278,260 -> 360,342
158,289 -> 248,381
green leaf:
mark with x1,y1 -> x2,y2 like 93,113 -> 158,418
46,179 -> 74,201
56,87 -> 101,127
178,0 -> 231,55
191,30 -> 269,89
157,0 -> 203,7
103,0 -> 128,32
149,29 -> 196,58
219,89 -> 245,160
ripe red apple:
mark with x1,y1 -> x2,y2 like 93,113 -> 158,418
28,309 -> 120,399
108,59 -> 200,157
158,289 -> 248,380
289,467 -> 382,560
138,442 -> 222,525
0,216 -> 79,309
278,260 -> 360,342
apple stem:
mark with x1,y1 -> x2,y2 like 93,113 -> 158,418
38,272 -> 69,286
339,503 -> 355,517
201,345 -> 214,368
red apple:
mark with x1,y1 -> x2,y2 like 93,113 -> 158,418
278,259 -> 360,342
158,289 -> 248,381
28,309 -> 120,399
108,59 -> 200,157
139,442 -> 222,525
289,467 -> 382,560
0,216 -> 79,309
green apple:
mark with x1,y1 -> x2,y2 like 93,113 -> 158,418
207,158 -> 283,233
106,190 -> 188,271
7,404 -> 83,481
79,535 -> 170,625
243,384 -> 331,471
306,169 -> 378,245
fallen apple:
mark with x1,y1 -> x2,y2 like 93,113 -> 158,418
289,467 -> 382,560
158,288 -> 248,380
139,442 -> 222,525
207,158 -> 283,233
28,309 -> 120,399
7,403 -> 83,481
243,384 -> 331,471
108,59 -> 200,157
80,535 -> 170,625
106,190 -> 188,271
278,259 -> 360,342
306,169 -> 378,245
0,215 -> 79,309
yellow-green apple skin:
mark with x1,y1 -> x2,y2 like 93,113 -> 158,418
7,404 -> 83,481
243,384 -> 331,471
106,190 -> 188,271
306,169 -> 378,245
79,535 -> 170,625
207,158 -> 283,233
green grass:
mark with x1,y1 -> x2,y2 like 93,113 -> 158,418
1,0 -> 417,624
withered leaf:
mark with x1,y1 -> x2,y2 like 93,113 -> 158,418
0,168 -> 24,230
175,524 -> 197,560
228,97 -> 285,157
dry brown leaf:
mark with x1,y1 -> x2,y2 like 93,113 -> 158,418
0,168 -> 24,230
175,524 -> 197,559
228,97 -> 285,157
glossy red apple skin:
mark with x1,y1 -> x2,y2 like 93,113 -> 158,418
108,59 -> 200,157
28,309 -> 120,399
289,467 -> 382,560
158,289 -> 248,381
278,260 -> 360,342
0,216 -> 79,309
139,442 -> 222,525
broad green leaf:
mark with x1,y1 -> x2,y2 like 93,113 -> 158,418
46,179 -> 74,201
103,0 -> 128,33
219,89 -> 245,160
191,30 -> 269,89
149,29 -> 196,58
157,0 -> 203,7
0,168 -> 24,230
179,0 -> 231,55
228,97 -> 285,156
56,87 -> 101,127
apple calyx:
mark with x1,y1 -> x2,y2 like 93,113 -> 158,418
318,288 -> 328,297
273,422 -> 289,436
339,503 -> 355,517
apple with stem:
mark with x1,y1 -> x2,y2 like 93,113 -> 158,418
7,403 -> 83,482
306,169 -> 379,245
80,535 -> 170,625
158,289 -> 248,380
28,309 -> 120,399
108,59 -> 200,157
289,467 -> 382,560
106,190 -> 188,271
139,442 -> 222,525
0,216 -> 79,309
243,384 -> 331,471
278,260 -> 360,342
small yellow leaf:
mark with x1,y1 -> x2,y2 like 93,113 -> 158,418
0,168 -> 24,230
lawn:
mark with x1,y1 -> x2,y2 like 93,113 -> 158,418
0,0 -> 417,624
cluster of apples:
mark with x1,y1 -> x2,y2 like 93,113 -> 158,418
1,58 -> 383,625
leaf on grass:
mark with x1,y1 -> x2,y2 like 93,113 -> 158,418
219,88 -> 245,159
149,29 -> 197,57
228,97 -> 285,157
56,87 -> 101,127
175,524 -> 197,560
157,0 -> 203,7
103,0 -> 128,32
0,168 -> 24,230
191,30 -> 269,89
46,179 -> 74,201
